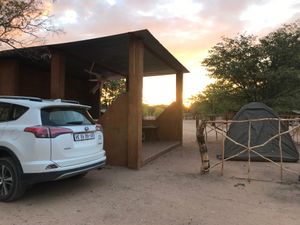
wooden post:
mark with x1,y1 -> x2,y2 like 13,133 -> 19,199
0,60 -> 19,95
127,38 -> 144,169
296,125 -> 299,144
221,123 -> 225,176
247,121 -> 251,182
226,120 -> 229,132
278,119 -> 283,181
176,72 -> 183,144
195,114 -> 199,129
215,118 -> 218,141
98,83 -> 102,119
50,50 -> 65,99
205,126 -> 208,142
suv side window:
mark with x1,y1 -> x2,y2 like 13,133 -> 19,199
0,102 -> 28,122
0,102 -> 12,122
11,104 -> 29,120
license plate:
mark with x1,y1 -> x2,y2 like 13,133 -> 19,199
74,132 -> 95,141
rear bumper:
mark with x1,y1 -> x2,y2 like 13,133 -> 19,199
23,159 -> 106,185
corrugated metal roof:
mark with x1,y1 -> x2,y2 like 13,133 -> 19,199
0,29 -> 189,77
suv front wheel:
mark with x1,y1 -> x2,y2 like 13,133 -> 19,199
0,158 -> 25,202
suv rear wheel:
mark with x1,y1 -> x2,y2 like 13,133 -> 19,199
0,158 -> 25,202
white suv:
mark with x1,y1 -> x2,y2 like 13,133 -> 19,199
0,96 -> 106,201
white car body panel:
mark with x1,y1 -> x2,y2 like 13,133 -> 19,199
50,126 -> 104,167
0,97 -> 106,175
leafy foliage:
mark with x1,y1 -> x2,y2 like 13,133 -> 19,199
101,79 -> 126,107
0,0 -> 59,49
192,21 -> 300,114
202,34 -> 268,102
143,104 -> 167,119
190,80 -> 244,114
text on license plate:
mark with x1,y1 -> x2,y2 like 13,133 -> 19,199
74,132 -> 95,141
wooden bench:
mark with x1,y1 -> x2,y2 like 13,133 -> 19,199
142,124 -> 159,142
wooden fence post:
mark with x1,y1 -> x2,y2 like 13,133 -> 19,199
247,121 -> 251,182
278,119 -> 283,182
221,123 -> 225,176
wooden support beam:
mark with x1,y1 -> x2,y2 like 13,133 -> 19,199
176,72 -> 183,143
127,38 -> 144,169
143,70 -> 176,76
176,72 -> 183,104
0,60 -> 19,95
50,50 -> 65,99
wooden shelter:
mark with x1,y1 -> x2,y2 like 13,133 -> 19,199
0,30 -> 189,169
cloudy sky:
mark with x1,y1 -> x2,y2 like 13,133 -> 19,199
47,0 -> 300,106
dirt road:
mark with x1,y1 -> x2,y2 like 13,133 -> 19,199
1,120 -> 299,225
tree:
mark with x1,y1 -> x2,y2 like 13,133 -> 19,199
259,22 -> 300,111
202,34 -> 268,103
190,80 -> 244,115
196,21 -> 300,114
101,79 -> 126,108
142,104 -> 167,118
0,0 -> 58,49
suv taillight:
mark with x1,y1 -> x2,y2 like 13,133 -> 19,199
49,127 -> 73,138
24,126 -> 73,138
24,126 -> 49,138
96,124 -> 103,132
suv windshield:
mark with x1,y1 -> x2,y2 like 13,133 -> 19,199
41,107 -> 95,126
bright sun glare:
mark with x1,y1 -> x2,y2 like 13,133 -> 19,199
143,69 -> 212,108
143,75 -> 175,106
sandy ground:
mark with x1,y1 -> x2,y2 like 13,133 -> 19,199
0,120 -> 299,225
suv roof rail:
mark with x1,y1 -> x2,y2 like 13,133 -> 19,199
0,96 -> 43,102
61,99 -> 80,104
45,99 -> 80,104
